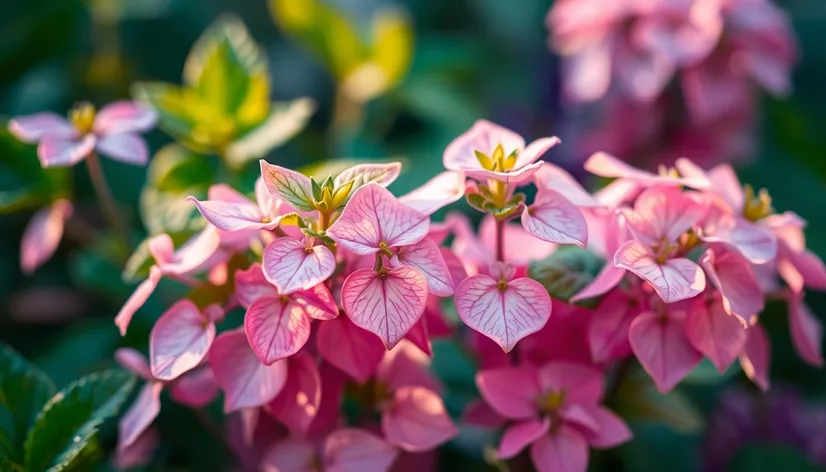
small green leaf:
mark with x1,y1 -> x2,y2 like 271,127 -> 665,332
0,343 -> 55,460
24,370 -> 136,472
301,227 -> 334,245
528,246 -> 604,303
148,144 -> 217,193
466,193 -> 488,213
279,213 -> 307,228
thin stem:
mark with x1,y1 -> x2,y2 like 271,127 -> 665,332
495,217 -> 505,262
85,152 -> 130,255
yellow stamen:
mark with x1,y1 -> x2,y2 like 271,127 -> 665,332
742,184 -> 774,222
536,390 -> 566,414
658,165 -> 680,179
69,102 -> 96,134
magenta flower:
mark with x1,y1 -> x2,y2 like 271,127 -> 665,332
260,428 -> 399,472
477,361 -> 631,472
19,199 -> 73,274
9,101 -> 156,167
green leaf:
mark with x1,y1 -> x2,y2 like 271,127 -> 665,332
466,193 -> 487,213
0,128 -> 70,214
0,343 -> 55,460
730,444 -> 824,472
148,144 -> 218,193
121,237 -> 155,283
24,370 -> 136,472
371,8 -> 413,89
528,246 -> 604,303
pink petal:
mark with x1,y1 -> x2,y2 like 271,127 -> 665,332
268,353 -> 321,436
584,152 -> 709,189
150,300 -> 215,380
324,429 -> 399,472
334,162 -> 402,188
328,183 -> 429,255
462,399 -> 507,428
583,406 -> 632,448
399,171 -> 466,215
707,164 -> 745,211
382,386 -> 458,452
113,427 -> 159,470
260,160 -> 315,211
404,319 -> 432,357
262,238 -> 336,294
537,362 -> 605,406
377,341 -> 440,393
118,381 -> 163,449
307,364 -> 348,438
158,227 -> 222,275
463,162 -> 544,185
37,135 -> 95,167
570,264 -> 626,303
533,163 -> 604,208
455,274 -> 552,352
317,316 -> 384,383
187,196 -> 274,232
391,238 -> 455,296
292,283 -> 339,320
443,120 -> 526,172
209,329 -> 288,412
682,56 -> 752,123
629,310 -> 703,393
561,40 -> 612,103
499,418 -> 550,459
341,267 -> 429,350
530,425 -> 589,472
789,296 -> 824,367
442,248 -> 468,288
147,233 -> 174,265
20,199 -> 73,274
234,264 -> 279,308
700,248 -> 763,324
588,295 -> 634,363
698,207 -> 776,264
260,438 -> 315,472
781,245 -> 826,291
115,266 -> 162,336
244,296 -> 311,365
739,323 -> 771,391
684,298 -> 747,373
8,112 -> 76,142
626,186 -> 704,243
478,216 -> 556,267
516,137 -> 561,168
614,240 -> 706,303
169,367 -> 220,407
96,133 -> 149,165
94,101 -> 157,135
475,367 -> 542,420
522,190 -> 588,247
115,348 -> 153,381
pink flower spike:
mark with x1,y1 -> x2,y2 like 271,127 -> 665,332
93,101 -> 157,135
399,171 -> 466,215
209,328 -> 288,412
739,323 -> 771,391
614,240 -> 706,303
455,274 -> 552,352
475,367 -> 542,420
169,367 -> 220,407
115,348 -> 153,381
390,238 -> 455,296
118,381 -> 163,449
8,113 -> 77,142
317,316 -> 385,383
327,183 -> 429,255
244,296 -> 312,365
260,160 -> 315,212
530,425 -> 589,472
20,199 -> 73,275
150,300 -> 215,381
498,418 -> 551,459
324,429 -> 399,472
115,266 -> 162,336
234,263 -> 278,308
341,267 -> 429,350
629,310 -> 702,393
382,386 -> 458,452
533,163 -> 605,208
789,294 -> 824,367
268,353 -> 321,436
700,248 -> 763,325
521,189 -> 588,247
684,298 -> 747,373
584,152 -> 710,189
262,238 -> 336,295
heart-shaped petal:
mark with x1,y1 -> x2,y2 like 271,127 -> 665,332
262,238 -> 336,294
700,248 -> 763,325
391,238 -> 455,296
455,274 -> 552,352
614,240 -> 706,303
244,297 -> 312,365
234,263 -> 279,308
9,112 -> 77,141
521,189 -> 588,247
341,267 -> 429,349
684,298 -> 747,373
629,310 -> 702,393
382,386 -> 458,452
292,283 -> 339,320
94,101 -> 157,135
317,316 -> 385,383
150,300 -> 215,381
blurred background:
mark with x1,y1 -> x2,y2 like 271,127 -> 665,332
2,0 -> 826,470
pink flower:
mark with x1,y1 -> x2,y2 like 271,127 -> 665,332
261,236 -> 336,295
614,186 -> 707,302
585,152 -> 710,190
19,199 -> 73,274
149,300 -> 222,381
260,428 -> 399,472
235,263 -> 337,364
476,361 -> 631,472
9,101 -> 156,167
317,315 -> 386,383
188,177 -> 292,232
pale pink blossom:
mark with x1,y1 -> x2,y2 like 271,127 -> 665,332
19,199 -> 73,274
188,177 -> 292,232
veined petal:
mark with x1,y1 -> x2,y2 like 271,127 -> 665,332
94,101 -> 157,135
739,323 -> 771,391
399,171 -> 466,215
698,208 -> 776,264
391,238 -> 455,296
20,199 -> 73,274
584,152 -> 709,189
328,184 -> 429,255
324,429 -> 399,472
382,386 -> 458,452
684,298 -> 747,373
244,297 -> 312,365
789,295 -> 823,367
475,368 -> 542,420
517,137 -> 561,168
522,190 -> 588,247
629,310 -> 702,393
341,267 -> 429,350
187,196 -> 274,232
262,238 -> 336,294
150,300 -> 215,381
317,316 -> 385,383
96,133 -> 149,165
9,112 -> 77,142
334,162 -> 402,189
119,381 -> 163,449
268,353 -> 321,436
700,249 -> 763,325
234,263 -> 279,308
443,120 -> 526,172
37,135 -> 95,168
533,163 -> 604,208
499,418 -> 550,459
614,240 -> 705,303
292,283 -> 339,320
209,328 -> 288,412
260,160 -> 315,211
626,186 -> 704,243
455,275 -> 552,352
115,266 -> 162,336
530,425 -> 589,472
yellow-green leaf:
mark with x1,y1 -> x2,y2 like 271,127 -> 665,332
371,8 -> 413,88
